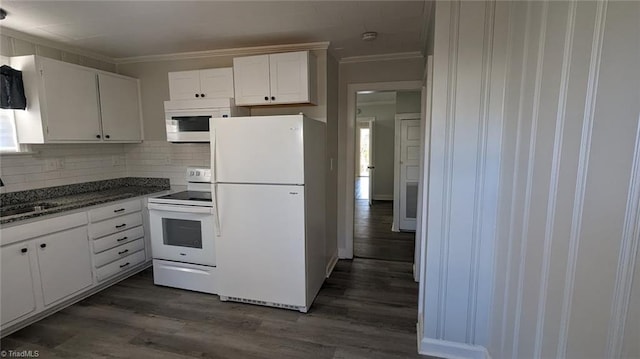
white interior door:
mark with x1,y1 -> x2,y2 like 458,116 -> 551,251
215,183 -> 306,306
399,119 -> 421,231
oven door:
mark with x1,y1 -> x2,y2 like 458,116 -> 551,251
148,203 -> 216,266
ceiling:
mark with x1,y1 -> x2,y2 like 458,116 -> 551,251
0,1 -> 432,61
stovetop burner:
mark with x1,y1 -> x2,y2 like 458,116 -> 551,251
156,191 -> 212,202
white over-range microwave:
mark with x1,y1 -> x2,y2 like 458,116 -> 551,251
164,98 -> 248,142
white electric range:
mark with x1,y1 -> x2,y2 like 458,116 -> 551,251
147,168 -> 218,294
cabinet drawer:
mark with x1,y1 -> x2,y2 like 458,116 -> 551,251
94,238 -> 144,268
89,199 -> 142,223
93,226 -> 144,254
96,250 -> 145,282
89,212 -> 142,239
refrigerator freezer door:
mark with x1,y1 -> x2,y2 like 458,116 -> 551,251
215,183 -> 306,307
212,115 -> 304,184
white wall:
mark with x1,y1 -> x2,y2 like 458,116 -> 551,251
419,1 -> 640,359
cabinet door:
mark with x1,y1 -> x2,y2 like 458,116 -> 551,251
199,68 -> 234,99
40,57 -> 102,141
36,226 -> 93,306
168,70 -> 201,100
1,242 -> 38,326
98,73 -> 142,142
269,51 -> 310,104
233,54 -> 271,106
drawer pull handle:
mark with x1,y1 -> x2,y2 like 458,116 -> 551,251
115,224 -> 127,229
40,243 -> 47,249
119,262 -> 130,268
118,249 -> 129,255
117,236 -> 128,242
21,248 -> 28,253
113,208 -> 125,213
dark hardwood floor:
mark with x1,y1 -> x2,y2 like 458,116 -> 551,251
354,199 -> 415,263
1,258 -> 434,358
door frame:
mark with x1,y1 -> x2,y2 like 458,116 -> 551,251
343,80 -> 423,259
356,117 -> 375,204
393,113 -> 422,232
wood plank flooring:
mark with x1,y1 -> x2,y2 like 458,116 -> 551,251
354,199 -> 415,262
1,258 -> 435,358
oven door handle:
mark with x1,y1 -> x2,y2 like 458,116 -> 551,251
148,203 -> 214,214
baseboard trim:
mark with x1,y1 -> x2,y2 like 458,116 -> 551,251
372,194 -> 393,201
419,337 -> 491,359
326,252 -> 339,277
338,247 -> 351,259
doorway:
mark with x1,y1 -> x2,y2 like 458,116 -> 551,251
352,90 -> 420,263
355,117 -> 374,202
342,81 -> 424,261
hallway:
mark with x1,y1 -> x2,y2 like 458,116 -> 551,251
354,199 -> 415,263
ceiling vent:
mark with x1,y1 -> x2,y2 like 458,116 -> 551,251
361,31 -> 378,41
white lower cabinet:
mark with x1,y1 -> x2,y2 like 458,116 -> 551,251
1,242 -> 38,325
0,197 -> 151,335
35,226 -> 93,306
88,199 -> 146,283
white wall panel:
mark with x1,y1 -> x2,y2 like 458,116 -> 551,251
421,1 -> 639,358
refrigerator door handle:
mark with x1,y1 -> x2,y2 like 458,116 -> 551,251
212,184 -> 221,237
211,126 -> 217,182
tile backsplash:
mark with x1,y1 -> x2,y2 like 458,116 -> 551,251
0,141 -> 210,193
124,141 -> 210,186
0,144 -> 127,193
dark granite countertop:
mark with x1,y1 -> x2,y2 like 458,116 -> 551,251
0,177 -> 170,225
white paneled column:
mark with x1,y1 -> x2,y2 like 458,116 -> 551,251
420,1 -> 640,358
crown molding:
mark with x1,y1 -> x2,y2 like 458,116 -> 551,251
340,51 -> 424,64
115,41 -> 330,64
0,26 -> 116,64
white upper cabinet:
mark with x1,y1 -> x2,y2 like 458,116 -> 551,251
233,51 -> 316,106
11,55 -> 143,144
168,68 -> 234,100
98,73 -> 142,142
233,55 -> 272,105
40,57 -> 102,141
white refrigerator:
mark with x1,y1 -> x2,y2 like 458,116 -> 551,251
210,114 -> 326,313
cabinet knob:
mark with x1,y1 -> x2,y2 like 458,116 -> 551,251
21,248 -> 28,253
195,94 -> 200,98
40,243 -> 46,249
105,135 -> 110,139
271,96 -> 275,101
264,96 -> 269,101
201,93 -> 205,98
96,134 -> 101,139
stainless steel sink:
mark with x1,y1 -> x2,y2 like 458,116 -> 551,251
0,203 -> 58,217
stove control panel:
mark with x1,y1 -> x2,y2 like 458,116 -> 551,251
186,167 -> 212,183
